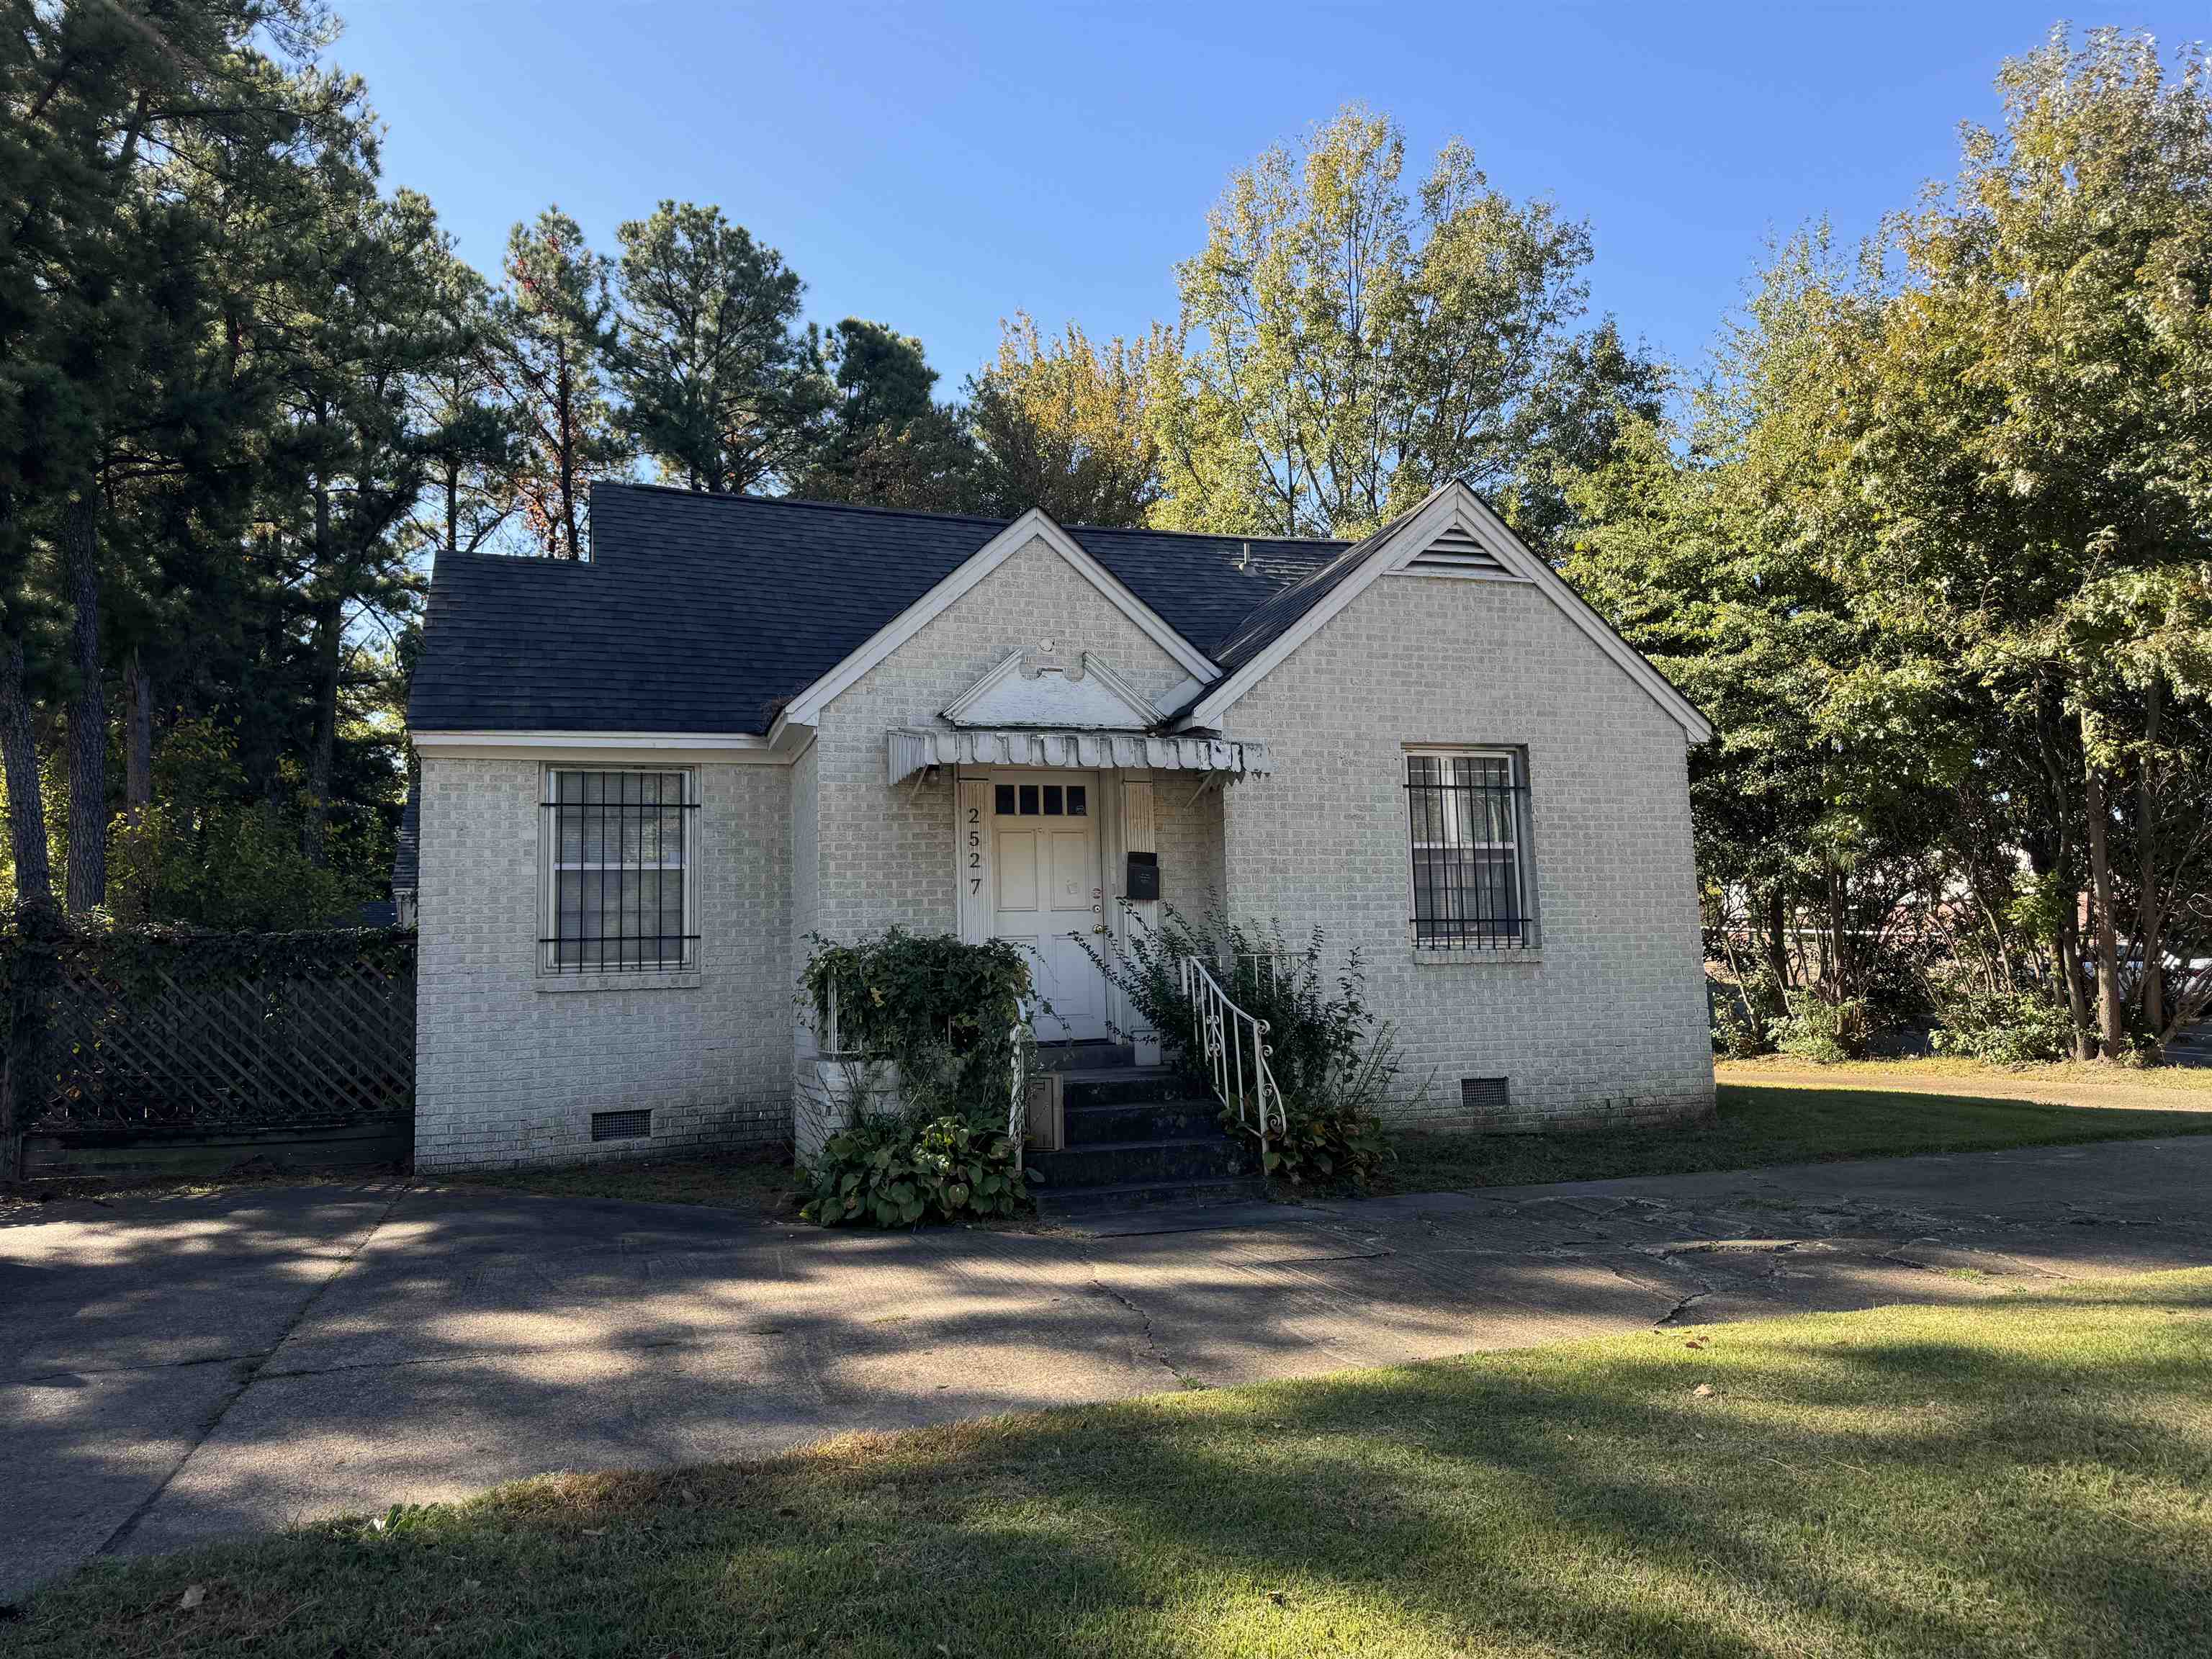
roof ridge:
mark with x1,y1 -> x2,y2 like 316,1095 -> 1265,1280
595,479 -> 1010,529
594,479 -> 1346,550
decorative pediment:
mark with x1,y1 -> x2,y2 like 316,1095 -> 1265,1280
942,647 -> 1161,730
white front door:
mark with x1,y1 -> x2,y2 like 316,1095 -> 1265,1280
990,773 -> 1109,1041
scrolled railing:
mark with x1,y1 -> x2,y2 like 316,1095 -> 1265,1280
1007,1007 -> 1029,1165
1179,953 -> 1287,1166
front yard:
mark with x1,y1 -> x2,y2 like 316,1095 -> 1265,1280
13,1267 -> 2210,1657
1387,1058 -> 2212,1195
423,1061 -> 2212,1219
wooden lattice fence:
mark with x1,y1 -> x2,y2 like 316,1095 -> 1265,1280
2,923 -> 415,1133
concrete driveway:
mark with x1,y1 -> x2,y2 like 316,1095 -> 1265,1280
6,1134 -> 2212,1602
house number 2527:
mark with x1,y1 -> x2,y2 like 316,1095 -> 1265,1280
967,805 -> 981,894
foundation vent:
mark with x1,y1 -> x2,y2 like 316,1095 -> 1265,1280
592,1109 -> 652,1143
1461,1076 -> 1511,1117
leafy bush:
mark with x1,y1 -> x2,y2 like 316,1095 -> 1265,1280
1768,997 -> 1871,1064
796,932 -> 1040,1227
1930,989 -> 2077,1066
1709,977 -> 1773,1058
103,719 -> 385,928
1079,904 -> 1408,1191
801,929 -> 1036,1115
1263,1029 -> 1403,1191
798,1089 -> 1030,1226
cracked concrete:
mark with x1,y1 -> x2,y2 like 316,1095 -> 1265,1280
6,1133 -> 2212,1601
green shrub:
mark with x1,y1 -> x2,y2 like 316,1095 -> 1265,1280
1931,989 -> 2077,1066
801,929 -> 1036,1117
1710,990 -> 1771,1058
1261,1028 -> 1403,1191
796,932 -> 1040,1227
799,1091 -> 1028,1226
1768,997 -> 1871,1064
1079,905 -> 1409,1191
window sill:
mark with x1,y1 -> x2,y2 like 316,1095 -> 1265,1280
1409,948 -> 1542,967
536,969 -> 703,994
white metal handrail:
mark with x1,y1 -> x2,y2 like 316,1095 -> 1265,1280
1179,953 -> 1287,1165
1007,1008 -> 1028,1163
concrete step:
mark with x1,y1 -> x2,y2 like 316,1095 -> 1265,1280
1040,1174 -> 1269,1217
1058,1066 -> 1195,1110
1033,1040 -> 1134,1073
1061,1099 -> 1222,1146
1028,1134 -> 1253,1191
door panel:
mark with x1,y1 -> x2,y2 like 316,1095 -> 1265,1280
997,831 -> 1039,911
990,773 -> 1107,1040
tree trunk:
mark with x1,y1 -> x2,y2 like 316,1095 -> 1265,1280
123,648 -> 152,819
557,351 -> 580,559
302,475 -> 338,868
2031,683 -> 2092,1060
1763,886 -> 1789,997
2057,917 -> 2092,1061
302,593 -> 341,868
60,491 -> 105,914
2137,677 -> 2165,1040
1825,860 -> 1853,1002
0,628 -> 53,908
2081,715 -> 2125,1060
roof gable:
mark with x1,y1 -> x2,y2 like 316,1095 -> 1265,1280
943,648 -> 1161,729
778,509 -> 1217,727
1182,482 -> 1713,743
407,485 -> 1341,738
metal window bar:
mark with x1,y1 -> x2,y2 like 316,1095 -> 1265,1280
1406,755 -> 1535,950
541,770 -> 701,972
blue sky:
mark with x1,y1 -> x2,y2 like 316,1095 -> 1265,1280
330,2 -> 2202,390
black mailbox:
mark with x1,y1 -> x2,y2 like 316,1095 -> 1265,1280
1125,850 -> 1159,902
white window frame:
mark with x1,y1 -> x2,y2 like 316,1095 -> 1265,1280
539,764 -> 699,974
1403,747 -> 1536,950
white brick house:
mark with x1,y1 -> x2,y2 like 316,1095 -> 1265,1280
406,479 -> 1714,1173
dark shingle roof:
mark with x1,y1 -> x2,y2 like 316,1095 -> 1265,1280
408,484 -> 1344,735
1208,520 -> 1398,672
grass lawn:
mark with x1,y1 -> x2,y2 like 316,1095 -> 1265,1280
445,1142 -> 799,1218
1387,1060 -> 2212,1195
11,1269 -> 2210,1657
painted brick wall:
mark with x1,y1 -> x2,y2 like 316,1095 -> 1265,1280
809,534 -> 1189,943
1152,777 -> 1226,920
1219,572 -> 1714,1132
414,756 -> 793,1171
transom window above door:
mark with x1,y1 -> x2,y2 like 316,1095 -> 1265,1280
994,782 -> 1087,818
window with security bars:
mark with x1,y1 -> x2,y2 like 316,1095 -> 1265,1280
542,769 -> 698,972
1405,750 -> 1535,950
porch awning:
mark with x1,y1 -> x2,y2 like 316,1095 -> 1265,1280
887,727 -> 1270,786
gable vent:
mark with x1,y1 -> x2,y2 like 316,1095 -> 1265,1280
1410,524 -> 1509,575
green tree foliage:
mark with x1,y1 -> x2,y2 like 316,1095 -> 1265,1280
611,201 -> 830,495
108,717 -> 373,929
1153,103 -> 1647,539
966,313 -> 1168,526
1833,28 -> 2212,1055
1568,29 -> 2212,1060
793,318 -> 979,511
408,241 -> 519,559
487,207 -> 624,557
0,0 -> 363,913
